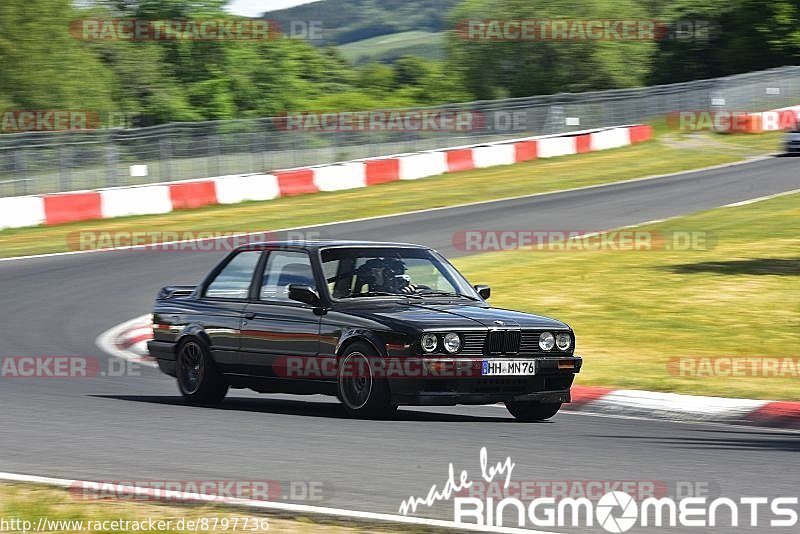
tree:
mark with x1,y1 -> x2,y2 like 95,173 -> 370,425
446,0 -> 657,99
649,0 -> 800,83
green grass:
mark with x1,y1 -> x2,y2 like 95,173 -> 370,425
452,192 -> 800,400
0,483 -> 409,534
0,130 -> 785,259
338,31 -> 444,63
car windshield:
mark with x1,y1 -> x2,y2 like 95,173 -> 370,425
320,247 -> 480,300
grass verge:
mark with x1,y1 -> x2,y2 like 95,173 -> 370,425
0,129 -> 784,259
0,483 -> 420,534
452,191 -> 800,400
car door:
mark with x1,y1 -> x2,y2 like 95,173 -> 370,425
239,249 -> 323,379
194,249 -> 263,374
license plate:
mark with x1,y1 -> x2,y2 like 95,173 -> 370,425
481,359 -> 537,376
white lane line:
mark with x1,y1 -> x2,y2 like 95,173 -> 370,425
722,187 -> 800,207
95,314 -> 157,368
0,472 -> 560,534
0,154 -> 781,264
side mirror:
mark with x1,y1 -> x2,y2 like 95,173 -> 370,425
288,284 -> 320,306
474,284 -> 491,299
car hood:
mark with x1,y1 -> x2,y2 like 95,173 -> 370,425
340,302 -> 569,331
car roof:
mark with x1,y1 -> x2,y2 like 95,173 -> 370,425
233,239 -> 430,252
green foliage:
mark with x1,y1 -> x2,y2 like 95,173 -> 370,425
0,0 -> 466,126
446,0 -> 657,99
0,0 -> 797,128
648,0 -> 800,83
0,0 -> 115,115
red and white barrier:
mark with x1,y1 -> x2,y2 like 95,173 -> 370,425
398,151 -> 449,180
472,144 -> 517,168
0,124 -> 654,230
590,127 -> 632,151
312,162 -> 367,191
213,173 -> 280,205
0,195 -> 45,229
101,184 -> 172,218
537,135 -> 578,158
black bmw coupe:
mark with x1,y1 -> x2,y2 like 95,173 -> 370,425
148,241 -> 582,421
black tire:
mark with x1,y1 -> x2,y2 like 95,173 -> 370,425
337,342 -> 396,419
505,401 -> 561,422
176,337 -> 229,405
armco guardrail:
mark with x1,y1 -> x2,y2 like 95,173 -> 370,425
0,66 -> 798,198
0,125 -> 651,230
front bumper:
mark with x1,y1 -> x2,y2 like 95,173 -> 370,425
389,356 -> 581,406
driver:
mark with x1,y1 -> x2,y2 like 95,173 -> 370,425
356,257 -> 419,294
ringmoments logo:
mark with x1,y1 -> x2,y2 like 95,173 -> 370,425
399,447 -> 800,531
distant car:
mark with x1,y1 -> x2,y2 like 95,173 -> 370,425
785,125 -> 800,154
147,241 -> 582,421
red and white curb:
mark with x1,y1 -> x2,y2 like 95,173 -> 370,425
97,315 -> 800,430
568,386 -> 800,430
95,314 -> 156,368
0,124 -> 652,231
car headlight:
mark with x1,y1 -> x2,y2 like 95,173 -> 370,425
539,331 -> 555,351
443,333 -> 461,353
421,333 -> 438,353
556,333 -> 572,351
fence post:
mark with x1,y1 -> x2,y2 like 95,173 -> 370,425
159,135 -> 172,182
14,148 -> 29,196
58,144 -> 71,192
208,129 -> 220,177
106,137 -> 119,187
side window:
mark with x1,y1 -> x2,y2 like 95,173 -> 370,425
260,251 -> 316,302
204,251 -> 261,299
321,258 -> 340,296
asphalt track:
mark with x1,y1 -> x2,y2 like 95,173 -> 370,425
1,155 -> 799,533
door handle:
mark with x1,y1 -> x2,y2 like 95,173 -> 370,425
243,312 -> 256,320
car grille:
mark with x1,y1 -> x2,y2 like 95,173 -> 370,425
458,330 -> 570,357
485,330 -> 521,355
461,332 -> 487,354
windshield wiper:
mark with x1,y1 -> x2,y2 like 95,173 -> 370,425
342,291 -> 422,299
417,290 -> 479,301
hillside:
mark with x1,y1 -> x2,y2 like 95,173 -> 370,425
264,0 -> 458,45
338,31 -> 444,63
